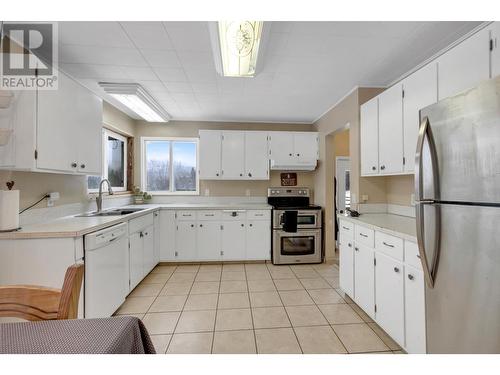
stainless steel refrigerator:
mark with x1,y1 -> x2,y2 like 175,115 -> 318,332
416,76 -> 500,353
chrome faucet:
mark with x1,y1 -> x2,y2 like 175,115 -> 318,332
96,179 -> 114,213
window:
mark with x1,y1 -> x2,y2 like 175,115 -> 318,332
142,137 -> 198,195
87,129 -> 128,192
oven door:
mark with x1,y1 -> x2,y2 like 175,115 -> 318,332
273,229 -> 322,264
274,210 -> 321,229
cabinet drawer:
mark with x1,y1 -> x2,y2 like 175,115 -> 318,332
375,231 -> 404,260
339,232 -> 354,247
129,213 -> 154,234
247,210 -> 270,220
404,240 -> 422,269
339,220 -> 354,239
221,210 -> 247,220
176,211 -> 196,221
197,210 -> 221,221
355,225 -> 374,247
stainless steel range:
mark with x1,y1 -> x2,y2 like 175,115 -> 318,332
268,187 -> 323,265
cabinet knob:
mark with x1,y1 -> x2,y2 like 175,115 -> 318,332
408,274 -> 414,280
199,224 -> 203,227
140,232 -> 143,238
241,223 -> 244,227
372,166 -> 376,170
289,153 -> 292,156
394,267 -> 400,273
354,247 -> 359,252
248,173 -> 252,177
191,224 -> 194,228
240,173 -> 243,176
71,162 -> 77,168
80,164 -> 85,169
249,223 -> 253,227
381,165 -> 386,170
347,243 -> 352,248
216,173 -> 219,176
296,153 -> 300,156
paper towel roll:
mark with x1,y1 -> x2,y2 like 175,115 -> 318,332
0,190 -> 19,231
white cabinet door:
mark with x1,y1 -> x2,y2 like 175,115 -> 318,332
246,220 -> 271,260
375,252 -> 405,346
269,132 -> 294,164
402,63 -> 438,173
37,70 -> 79,173
221,221 -> 246,260
354,243 -> 375,318
153,211 -> 160,264
491,22 -> 500,79
378,84 -> 403,174
159,210 -> 176,261
221,131 -> 245,179
199,130 -> 222,179
197,221 -> 221,261
405,265 -> 426,353
244,131 -> 269,179
129,232 -> 143,290
75,82 -> 102,175
142,225 -> 155,275
438,27 -> 491,100
293,132 -> 318,162
339,241 -> 355,298
360,97 -> 379,175
175,221 -> 197,261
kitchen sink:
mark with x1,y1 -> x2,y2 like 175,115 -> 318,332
76,207 -> 147,217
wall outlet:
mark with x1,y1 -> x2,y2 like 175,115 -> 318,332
245,189 -> 251,197
410,193 -> 415,206
204,188 -> 210,196
361,194 -> 368,202
47,191 -> 60,207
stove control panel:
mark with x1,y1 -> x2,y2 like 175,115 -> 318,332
268,187 -> 310,198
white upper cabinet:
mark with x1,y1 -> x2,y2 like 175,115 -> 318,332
199,130 -> 222,179
244,131 -> 269,179
378,84 -> 404,174
402,63 -> 438,173
221,131 -> 245,179
268,131 -> 318,170
360,97 -> 379,176
293,132 -> 318,162
268,132 -> 294,164
490,22 -> 500,79
437,27 -> 491,100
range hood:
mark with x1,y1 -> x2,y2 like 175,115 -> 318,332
270,158 -> 317,171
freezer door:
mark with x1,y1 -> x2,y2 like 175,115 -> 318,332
424,204 -> 500,353
420,76 -> 500,204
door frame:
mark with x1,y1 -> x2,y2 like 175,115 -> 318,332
335,156 -> 351,214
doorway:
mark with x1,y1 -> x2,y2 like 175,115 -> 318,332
335,156 -> 350,248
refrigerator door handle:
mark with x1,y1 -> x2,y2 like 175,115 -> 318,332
415,116 -> 441,289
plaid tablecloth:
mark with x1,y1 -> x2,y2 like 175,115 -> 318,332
0,316 -> 156,354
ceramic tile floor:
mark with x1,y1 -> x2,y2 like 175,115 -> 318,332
115,261 -> 404,354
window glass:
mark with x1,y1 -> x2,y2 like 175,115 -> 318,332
145,141 -> 170,192
173,142 -> 197,192
107,135 -> 125,188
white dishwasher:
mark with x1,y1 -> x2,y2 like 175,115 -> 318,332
84,222 -> 129,318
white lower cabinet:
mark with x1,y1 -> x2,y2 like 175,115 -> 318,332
221,220 -> 246,260
375,252 -> 405,346
246,220 -> 271,260
128,213 -> 157,291
159,210 -> 176,261
153,211 -> 161,264
142,225 -> 155,275
175,221 -> 197,261
339,240 -> 355,299
354,243 -> 375,318
129,231 -> 143,291
197,221 -> 222,261
405,265 -> 426,353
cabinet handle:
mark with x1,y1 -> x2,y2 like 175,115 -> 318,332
354,247 -> 359,252
372,166 -> 376,171
342,226 -> 350,230
80,164 -> 86,169
71,162 -> 77,168
140,232 -> 143,238
241,223 -> 244,227
216,172 -> 219,176
249,223 -> 253,227
190,224 -> 194,228
347,243 -> 352,248
248,173 -> 252,177
175,251 -> 178,257
144,232 -> 148,236
380,165 -> 386,170
416,254 -> 421,259
199,224 -> 203,227
289,153 -> 292,156
408,274 -> 414,280
382,241 -> 394,248
296,153 -> 300,156
154,212 -> 158,217
394,267 -> 400,273
359,233 -> 368,238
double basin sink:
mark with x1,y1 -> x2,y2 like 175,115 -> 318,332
76,207 -> 147,217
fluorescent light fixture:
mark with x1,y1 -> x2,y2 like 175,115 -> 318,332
99,83 -> 170,122
211,21 -> 264,77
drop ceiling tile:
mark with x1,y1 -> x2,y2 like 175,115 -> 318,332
191,82 -> 218,94
123,66 -> 158,81
59,22 -> 133,48
60,63 -> 126,80
59,44 -> 147,66
270,21 -> 294,33
184,68 -> 217,83
138,80 -> 167,93
176,51 -> 215,69
154,67 -> 188,83
141,49 -> 181,68
120,22 -> 174,50
264,32 -> 290,56
164,82 -> 193,93
163,21 -> 212,52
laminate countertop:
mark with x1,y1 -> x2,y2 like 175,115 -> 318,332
337,213 -> 417,242
0,203 -> 272,240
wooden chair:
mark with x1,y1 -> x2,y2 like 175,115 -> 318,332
0,263 -> 84,321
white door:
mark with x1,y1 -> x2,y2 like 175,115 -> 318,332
37,69 -> 79,173
293,132 -> 318,162
491,22 -> 500,79
142,225 -> 155,275
129,231 -> 143,290
199,130 -> 222,179
339,241 -> 354,298
405,265 -> 426,353
360,97 -> 379,175
246,220 -> 271,260
268,132 -> 294,164
335,157 -> 351,215
176,221 -> 197,261
197,221 -> 221,261
437,27 -> 491,100
354,243 -> 375,318
375,252 -> 405,346
402,63 -> 438,173
378,83 -> 404,174
159,210 -> 176,261
221,221 -> 246,260
221,131 -> 245,179
244,131 -> 269,179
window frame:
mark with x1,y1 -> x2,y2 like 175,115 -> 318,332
87,128 -> 128,193
141,136 -> 199,196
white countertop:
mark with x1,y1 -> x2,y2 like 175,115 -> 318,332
337,213 -> 417,241
0,203 -> 272,240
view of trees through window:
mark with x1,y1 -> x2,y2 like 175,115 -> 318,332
145,139 -> 197,193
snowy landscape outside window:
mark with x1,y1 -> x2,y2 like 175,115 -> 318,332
142,137 -> 198,195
